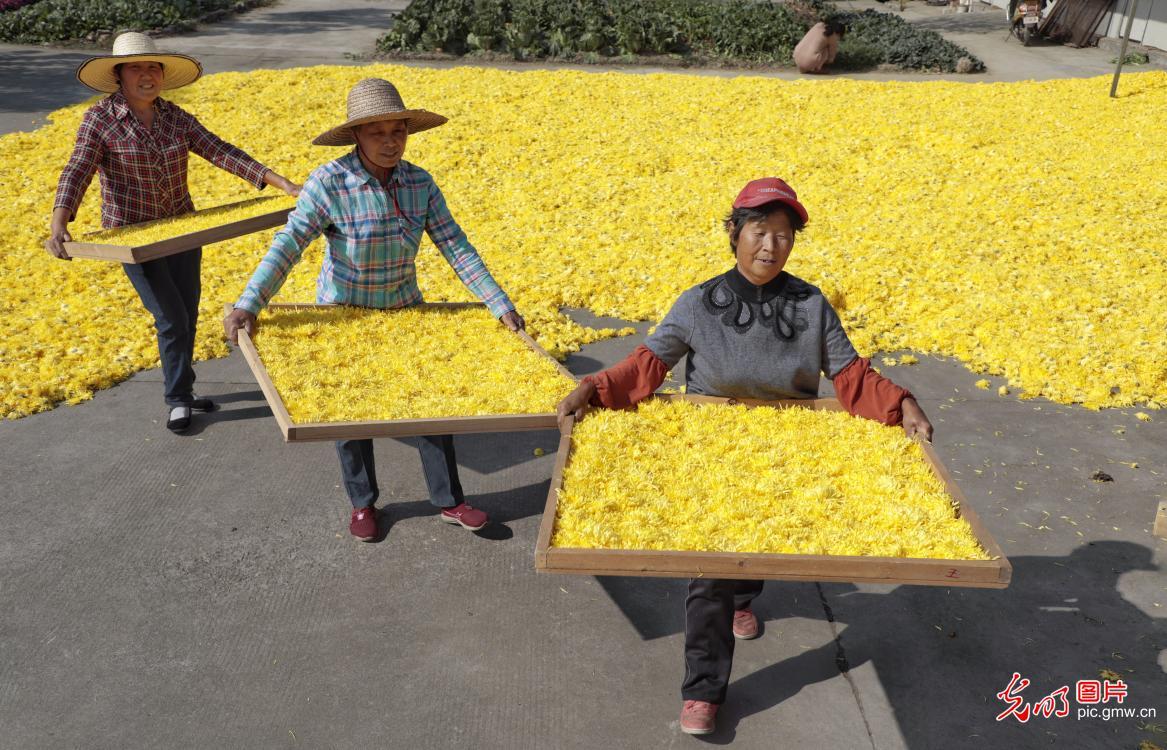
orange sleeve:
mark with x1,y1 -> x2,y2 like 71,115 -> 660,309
832,356 -> 914,426
583,345 -> 669,410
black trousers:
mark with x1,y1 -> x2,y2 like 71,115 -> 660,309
681,578 -> 765,704
121,247 -> 201,407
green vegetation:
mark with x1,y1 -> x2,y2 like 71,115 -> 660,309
0,0 -> 271,44
378,0 -> 984,72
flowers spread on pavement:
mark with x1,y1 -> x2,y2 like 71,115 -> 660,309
251,304 -> 576,423
2,65 -> 1165,419
552,398 -> 990,559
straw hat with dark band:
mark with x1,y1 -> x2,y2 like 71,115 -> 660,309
76,32 -> 202,93
313,78 -> 448,147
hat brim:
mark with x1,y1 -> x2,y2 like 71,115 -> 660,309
77,53 -> 203,93
312,110 -> 448,146
736,195 -> 809,224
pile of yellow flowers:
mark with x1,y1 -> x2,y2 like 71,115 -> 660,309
81,195 -> 295,247
252,305 -> 577,423
2,66 -> 1165,419
552,399 -> 989,559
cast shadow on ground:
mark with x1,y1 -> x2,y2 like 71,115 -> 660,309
205,389 -> 267,406
364,479 -> 551,543
450,430 -> 562,475
597,543 -> 1165,746
562,354 -> 607,378
0,49 -> 93,115
192,8 -> 395,39
187,404 -> 273,434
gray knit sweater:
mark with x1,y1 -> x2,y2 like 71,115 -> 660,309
644,268 -> 859,401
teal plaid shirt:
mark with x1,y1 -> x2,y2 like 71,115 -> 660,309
236,151 -> 513,317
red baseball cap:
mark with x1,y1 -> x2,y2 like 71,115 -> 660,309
732,178 -> 808,224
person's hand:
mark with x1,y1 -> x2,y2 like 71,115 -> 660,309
500,309 -> 525,331
557,380 -> 596,433
901,397 -> 934,443
274,175 -> 301,197
264,170 -> 301,197
46,219 -> 73,260
223,307 -> 257,345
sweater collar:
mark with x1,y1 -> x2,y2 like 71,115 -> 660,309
725,266 -> 790,304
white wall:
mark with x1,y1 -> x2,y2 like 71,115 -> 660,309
982,0 -> 1166,49
1102,0 -> 1166,50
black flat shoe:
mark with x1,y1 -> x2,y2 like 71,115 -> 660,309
167,405 -> 192,433
189,397 -> 217,413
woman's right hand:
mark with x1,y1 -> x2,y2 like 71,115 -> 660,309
46,216 -> 72,260
223,307 -> 258,345
556,380 -> 596,433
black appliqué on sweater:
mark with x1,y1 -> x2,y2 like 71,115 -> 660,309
700,268 -> 812,340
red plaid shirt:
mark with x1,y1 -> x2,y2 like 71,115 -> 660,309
54,91 -> 270,229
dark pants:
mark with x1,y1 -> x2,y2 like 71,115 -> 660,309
336,435 -> 464,509
682,578 -> 765,704
121,248 -> 202,407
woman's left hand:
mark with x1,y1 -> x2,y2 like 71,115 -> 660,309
901,397 -> 933,442
500,310 -> 525,331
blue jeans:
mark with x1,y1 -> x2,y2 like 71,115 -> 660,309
121,248 -> 201,407
336,435 -> 465,509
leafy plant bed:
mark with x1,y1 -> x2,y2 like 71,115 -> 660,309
830,9 -> 984,72
377,0 -> 983,72
0,0 -> 274,45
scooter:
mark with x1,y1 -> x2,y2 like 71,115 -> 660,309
1010,0 -> 1045,45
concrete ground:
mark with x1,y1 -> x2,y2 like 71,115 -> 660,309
1,1 -> 1164,748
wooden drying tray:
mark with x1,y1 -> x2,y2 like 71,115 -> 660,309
58,198 -> 292,263
235,302 -> 576,442
535,394 -> 1012,589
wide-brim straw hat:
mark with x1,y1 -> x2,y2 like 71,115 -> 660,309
76,32 -> 202,94
313,78 -> 448,146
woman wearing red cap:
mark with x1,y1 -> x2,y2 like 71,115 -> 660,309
556,177 -> 933,735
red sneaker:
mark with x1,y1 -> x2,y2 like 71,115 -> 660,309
349,506 -> 377,541
733,608 -> 759,640
680,700 -> 718,735
439,503 -> 488,531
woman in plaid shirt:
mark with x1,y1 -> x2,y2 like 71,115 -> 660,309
47,32 -> 300,433
224,78 -> 524,542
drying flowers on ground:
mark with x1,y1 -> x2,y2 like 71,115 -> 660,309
552,399 -> 990,559
2,66 -> 1165,419
251,305 -> 577,423
81,195 -> 295,247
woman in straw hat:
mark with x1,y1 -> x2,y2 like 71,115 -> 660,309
47,31 -> 300,433
224,77 -> 525,542
557,177 -> 933,736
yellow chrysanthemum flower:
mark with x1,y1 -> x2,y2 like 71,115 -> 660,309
82,196 -> 295,246
252,305 -> 577,423
552,399 -> 989,560
2,67 -> 1166,419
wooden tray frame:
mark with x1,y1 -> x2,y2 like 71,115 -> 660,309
57,198 -> 293,263
235,302 -> 576,442
535,394 -> 1012,588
